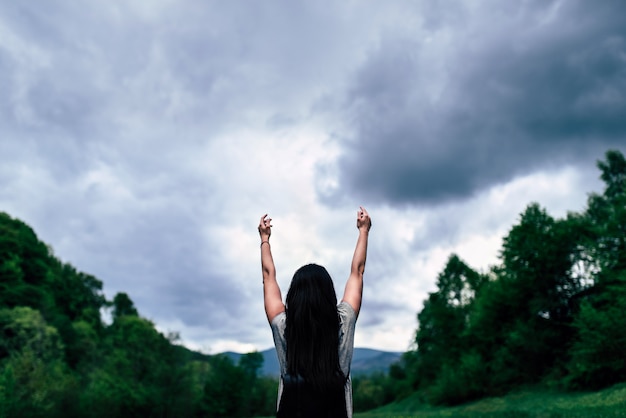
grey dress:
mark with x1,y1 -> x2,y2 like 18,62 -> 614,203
270,301 -> 358,418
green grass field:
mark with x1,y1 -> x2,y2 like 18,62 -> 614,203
354,383 -> 626,418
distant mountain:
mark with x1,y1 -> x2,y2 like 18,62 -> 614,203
350,348 -> 404,376
221,347 -> 402,377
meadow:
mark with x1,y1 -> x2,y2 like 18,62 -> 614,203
354,383 -> 626,418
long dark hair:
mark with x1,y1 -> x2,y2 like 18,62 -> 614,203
285,264 -> 346,391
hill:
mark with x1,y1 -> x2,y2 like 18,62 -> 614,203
221,347 -> 402,377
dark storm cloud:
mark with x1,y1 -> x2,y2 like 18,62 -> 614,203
330,0 -> 626,206
4,0 -> 619,352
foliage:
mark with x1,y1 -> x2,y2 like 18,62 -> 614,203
565,150 -> 626,389
566,274 -> 626,389
394,149 -> 626,406
409,254 -> 489,403
0,211 -> 278,417
353,372 -> 400,412
111,292 -> 139,320
0,307 -> 75,418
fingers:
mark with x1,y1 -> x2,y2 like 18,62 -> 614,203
259,214 -> 272,229
356,206 -> 371,230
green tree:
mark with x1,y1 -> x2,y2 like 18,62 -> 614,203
412,255 -> 487,403
465,204 -> 580,391
47,263 -> 106,329
353,375 -> 385,411
0,212 -> 210,417
111,292 -> 139,320
0,214 -> 46,311
567,150 -> 626,389
239,351 -> 265,416
0,307 -> 75,418
582,149 -> 626,276
80,315 -> 193,417
567,279 -> 626,389
0,212 -> 107,373
201,354 -> 245,417
0,307 -> 64,362
253,375 -> 279,416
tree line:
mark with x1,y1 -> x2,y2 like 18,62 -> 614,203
384,149 -> 626,405
0,211 -> 277,417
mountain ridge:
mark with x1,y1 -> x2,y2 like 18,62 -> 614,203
221,347 -> 403,377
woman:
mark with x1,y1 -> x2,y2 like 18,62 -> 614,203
259,207 -> 372,418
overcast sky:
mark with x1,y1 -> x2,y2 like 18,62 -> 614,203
1,0 -> 625,353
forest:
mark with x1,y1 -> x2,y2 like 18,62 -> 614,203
1,150 -> 625,417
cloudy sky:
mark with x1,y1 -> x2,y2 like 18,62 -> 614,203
1,0 -> 625,353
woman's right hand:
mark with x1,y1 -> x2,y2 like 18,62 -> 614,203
356,206 -> 371,232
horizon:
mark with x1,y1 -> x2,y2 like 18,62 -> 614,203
214,345 -> 405,356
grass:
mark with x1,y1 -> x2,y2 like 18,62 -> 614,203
354,383 -> 626,418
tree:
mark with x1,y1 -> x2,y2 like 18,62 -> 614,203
80,315 -> 193,417
412,255 -> 487,402
567,150 -> 626,389
201,355 -> 245,417
486,204 -> 578,384
0,307 -> 64,362
238,351 -> 264,416
0,307 -> 75,418
0,214 -> 46,311
567,278 -> 626,389
0,212 -> 107,373
111,292 -> 138,320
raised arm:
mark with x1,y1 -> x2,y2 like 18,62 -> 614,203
342,206 -> 372,317
259,214 -> 285,322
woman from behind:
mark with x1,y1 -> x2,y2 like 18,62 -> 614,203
259,207 -> 372,417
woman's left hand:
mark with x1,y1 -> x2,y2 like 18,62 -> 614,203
258,214 -> 272,241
